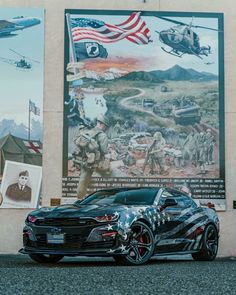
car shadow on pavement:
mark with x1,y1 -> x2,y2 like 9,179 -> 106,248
0,254 -> 198,268
1,255 -> 234,268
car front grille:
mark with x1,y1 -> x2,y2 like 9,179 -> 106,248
31,233 -> 84,249
35,218 -> 98,227
27,234 -> 114,250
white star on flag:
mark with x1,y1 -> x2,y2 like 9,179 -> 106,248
107,224 -> 113,230
124,222 -> 129,228
120,244 -> 126,252
118,221 -> 123,227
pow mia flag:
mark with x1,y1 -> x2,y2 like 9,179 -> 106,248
75,42 -> 108,60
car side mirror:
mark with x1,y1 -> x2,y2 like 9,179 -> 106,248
163,198 -> 177,208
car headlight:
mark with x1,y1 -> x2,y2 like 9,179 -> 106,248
94,213 -> 119,222
27,215 -> 37,224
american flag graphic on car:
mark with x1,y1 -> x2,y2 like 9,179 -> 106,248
105,207 -> 208,254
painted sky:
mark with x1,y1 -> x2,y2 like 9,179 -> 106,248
0,8 -> 44,126
69,12 -> 220,75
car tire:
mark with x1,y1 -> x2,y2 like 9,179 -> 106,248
113,221 -> 155,266
29,253 -> 64,264
192,224 -> 218,261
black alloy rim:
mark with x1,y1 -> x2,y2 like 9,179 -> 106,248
206,227 -> 218,258
127,223 -> 153,263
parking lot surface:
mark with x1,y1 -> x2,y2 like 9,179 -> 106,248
0,255 -> 236,295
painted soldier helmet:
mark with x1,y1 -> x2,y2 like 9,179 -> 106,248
97,114 -> 110,127
153,132 -> 162,140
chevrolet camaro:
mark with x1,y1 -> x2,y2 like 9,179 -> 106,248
19,187 -> 219,265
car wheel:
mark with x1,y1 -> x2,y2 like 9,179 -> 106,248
29,253 -> 64,264
114,221 -> 154,266
192,224 -> 218,261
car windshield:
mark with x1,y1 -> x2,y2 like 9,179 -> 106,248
76,189 -> 159,206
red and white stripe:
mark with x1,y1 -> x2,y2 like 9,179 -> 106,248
71,12 -> 151,45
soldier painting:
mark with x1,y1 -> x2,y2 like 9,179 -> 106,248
111,121 -> 122,138
196,132 -> 208,175
183,131 -> 197,167
145,132 -> 168,176
73,115 -> 110,199
205,129 -> 215,165
5,170 -> 32,202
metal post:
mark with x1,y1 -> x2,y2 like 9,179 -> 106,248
28,100 -> 31,141
66,13 -> 77,65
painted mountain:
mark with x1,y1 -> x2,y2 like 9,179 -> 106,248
0,119 -> 42,141
120,65 -> 218,82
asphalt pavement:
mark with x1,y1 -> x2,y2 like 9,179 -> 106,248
0,255 -> 236,295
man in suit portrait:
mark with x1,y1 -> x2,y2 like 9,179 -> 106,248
5,170 -> 32,202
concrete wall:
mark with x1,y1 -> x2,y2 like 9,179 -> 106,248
0,0 -> 235,255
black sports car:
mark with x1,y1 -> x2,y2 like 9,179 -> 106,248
19,187 -> 219,265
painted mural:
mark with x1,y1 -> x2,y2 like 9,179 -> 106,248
0,8 -> 44,207
63,10 -> 225,210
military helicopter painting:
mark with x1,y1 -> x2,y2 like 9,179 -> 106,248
0,49 -> 40,70
155,16 -> 218,59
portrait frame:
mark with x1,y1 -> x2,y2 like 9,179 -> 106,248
0,160 -> 42,209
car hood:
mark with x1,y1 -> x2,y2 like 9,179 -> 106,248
29,204 -> 149,219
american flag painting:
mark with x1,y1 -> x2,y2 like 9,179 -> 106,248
29,100 -> 40,116
71,12 -> 151,45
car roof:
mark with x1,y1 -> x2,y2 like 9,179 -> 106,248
96,187 -> 160,193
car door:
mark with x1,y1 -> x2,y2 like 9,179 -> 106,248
155,189 -> 199,254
